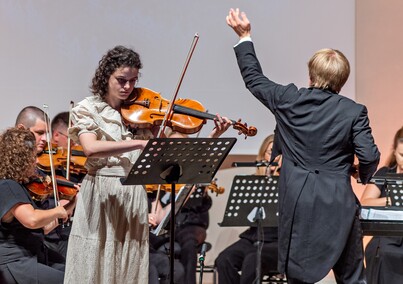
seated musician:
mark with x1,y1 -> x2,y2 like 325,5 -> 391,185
0,127 -> 75,284
215,134 -> 283,284
148,190 -> 186,284
361,126 -> 403,284
15,106 -> 79,261
51,111 -> 71,149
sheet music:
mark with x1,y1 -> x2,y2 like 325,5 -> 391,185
150,184 -> 194,236
361,207 -> 403,221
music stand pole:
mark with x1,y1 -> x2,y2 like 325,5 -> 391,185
121,137 -> 236,284
385,179 -> 391,207
160,164 -> 182,284
255,205 -> 264,284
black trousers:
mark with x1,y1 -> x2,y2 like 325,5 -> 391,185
149,251 -> 185,284
332,215 -> 366,284
215,238 -> 278,284
175,225 -> 207,284
0,258 -> 64,284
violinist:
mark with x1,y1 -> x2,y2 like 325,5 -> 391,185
15,106 -> 78,262
0,127 -> 74,284
15,106 -> 48,153
215,134 -> 283,284
64,45 -> 152,284
64,45 -> 231,283
51,111 -> 71,149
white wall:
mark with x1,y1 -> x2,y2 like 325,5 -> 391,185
0,0 -> 355,154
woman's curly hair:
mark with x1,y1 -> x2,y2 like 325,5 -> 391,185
90,45 -> 143,99
0,127 -> 36,183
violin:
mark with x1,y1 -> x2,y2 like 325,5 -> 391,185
145,180 -> 225,196
25,176 -> 53,201
121,87 -> 257,138
36,144 -> 64,173
36,144 -> 87,175
26,175 -> 78,202
145,184 -> 186,194
61,145 -> 87,175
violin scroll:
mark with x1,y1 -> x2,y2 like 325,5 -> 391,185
207,179 -> 225,196
232,119 -> 257,139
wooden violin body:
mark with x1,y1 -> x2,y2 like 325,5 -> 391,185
121,87 -> 257,138
26,175 -> 78,202
37,144 -> 87,175
145,184 -> 186,193
122,87 -> 206,134
36,144 -> 64,173
25,176 -> 53,201
145,180 -> 224,196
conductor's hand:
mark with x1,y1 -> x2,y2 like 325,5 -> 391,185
226,8 -> 251,39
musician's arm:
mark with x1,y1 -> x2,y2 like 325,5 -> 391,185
360,183 -> 388,206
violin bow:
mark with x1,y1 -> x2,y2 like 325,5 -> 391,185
153,34 -> 200,208
157,33 -> 200,138
65,101 -> 74,180
153,184 -> 163,215
42,104 -> 61,207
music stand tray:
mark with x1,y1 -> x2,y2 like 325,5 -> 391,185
219,175 -> 280,227
122,138 -> 236,186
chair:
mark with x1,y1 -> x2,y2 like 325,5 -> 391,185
262,272 -> 287,284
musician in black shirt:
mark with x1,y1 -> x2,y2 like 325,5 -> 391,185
0,127 -> 75,283
361,126 -> 403,284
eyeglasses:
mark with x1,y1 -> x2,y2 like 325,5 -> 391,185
57,131 -> 68,138
114,76 -> 139,87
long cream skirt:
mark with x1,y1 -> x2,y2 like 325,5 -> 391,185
64,170 -> 149,284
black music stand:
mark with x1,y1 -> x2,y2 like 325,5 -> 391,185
365,174 -> 403,207
382,174 -> 403,207
360,174 -> 403,236
122,137 -> 236,284
219,175 -> 280,284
